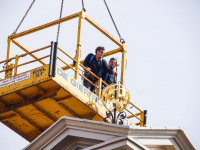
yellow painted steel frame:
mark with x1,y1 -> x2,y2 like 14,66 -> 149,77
5,11 -> 125,83
1,10 -> 145,126
0,65 -> 136,141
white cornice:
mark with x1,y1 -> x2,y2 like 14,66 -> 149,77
23,117 -> 196,150
24,116 -> 129,150
128,127 -> 195,150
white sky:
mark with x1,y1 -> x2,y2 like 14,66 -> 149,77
0,0 -> 200,149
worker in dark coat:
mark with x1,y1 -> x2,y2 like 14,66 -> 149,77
83,46 -> 117,93
101,58 -> 118,85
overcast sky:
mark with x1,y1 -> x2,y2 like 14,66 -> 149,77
0,0 -> 200,149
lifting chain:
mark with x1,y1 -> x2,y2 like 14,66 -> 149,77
12,0 -> 36,35
56,0 -> 65,42
81,0 -> 86,11
103,0 -> 125,43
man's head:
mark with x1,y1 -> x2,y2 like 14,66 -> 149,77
108,58 -> 117,69
95,46 -> 105,59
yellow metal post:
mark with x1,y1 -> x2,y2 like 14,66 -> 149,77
74,11 -> 85,80
140,110 -> 144,127
9,64 -> 14,77
5,36 -> 12,79
97,78 -> 102,98
14,55 -> 20,75
120,43 -> 127,85
6,36 -> 12,60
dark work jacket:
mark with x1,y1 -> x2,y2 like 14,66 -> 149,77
83,53 -> 113,79
101,66 -> 116,84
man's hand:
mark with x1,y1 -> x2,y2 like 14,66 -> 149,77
113,72 -> 117,76
86,67 -> 91,71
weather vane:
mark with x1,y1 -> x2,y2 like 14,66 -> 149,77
101,83 -> 130,125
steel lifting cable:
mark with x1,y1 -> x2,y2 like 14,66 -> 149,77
56,0 -> 65,42
103,0 -> 125,43
12,0 -> 36,35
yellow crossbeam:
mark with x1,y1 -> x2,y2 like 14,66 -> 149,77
130,102 -> 143,112
12,39 -> 46,66
126,112 -> 141,119
10,13 -> 79,39
57,56 -> 76,72
85,15 -> 123,48
58,47 -> 77,62
18,55 -> 49,68
61,47 -> 122,70
125,108 -> 142,122
0,45 -> 50,65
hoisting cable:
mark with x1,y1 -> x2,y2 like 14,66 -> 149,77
81,0 -> 86,11
103,0 -> 125,43
12,0 -> 36,35
56,0 -> 64,42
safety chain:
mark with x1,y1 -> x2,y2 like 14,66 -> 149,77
81,0 -> 86,11
12,0 -> 36,35
103,0 -> 125,43
3,60 -> 11,69
56,0 -> 65,42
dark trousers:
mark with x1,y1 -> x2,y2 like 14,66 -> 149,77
83,75 -> 97,93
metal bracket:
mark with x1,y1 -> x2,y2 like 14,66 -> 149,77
49,41 -> 58,77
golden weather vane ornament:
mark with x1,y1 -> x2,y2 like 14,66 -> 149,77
101,83 -> 130,125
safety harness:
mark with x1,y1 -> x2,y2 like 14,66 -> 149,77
88,55 -> 110,81
105,73 -> 109,81
88,55 -> 103,77
87,55 -> 113,88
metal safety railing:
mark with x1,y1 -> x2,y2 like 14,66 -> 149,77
48,42 -> 109,98
0,45 -> 50,79
126,102 -> 147,127
0,43 -> 108,97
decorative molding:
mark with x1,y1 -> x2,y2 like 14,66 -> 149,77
23,116 -> 196,150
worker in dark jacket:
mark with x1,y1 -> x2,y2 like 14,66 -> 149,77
101,58 -> 118,85
83,46 -> 117,93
